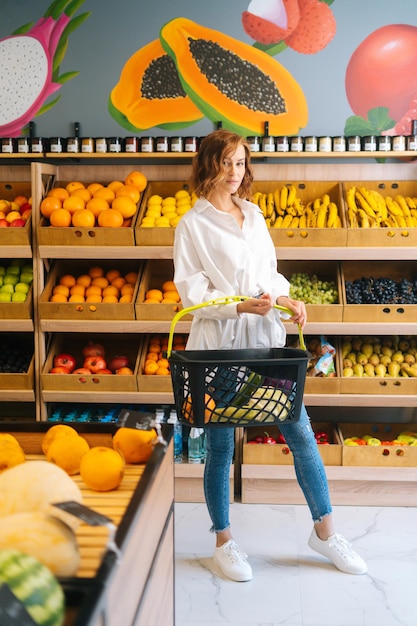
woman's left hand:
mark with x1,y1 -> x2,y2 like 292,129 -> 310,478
276,296 -> 307,329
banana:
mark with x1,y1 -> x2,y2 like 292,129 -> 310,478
280,186 -> 288,211
266,193 -> 275,218
321,193 -> 330,207
359,186 -> 379,213
293,197 -> 304,216
395,194 -> 411,217
252,191 -> 262,206
287,184 -> 297,207
282,214 -> 293,228
326,202 -> 338,228
316,204 -> 328,228
290,216 -> 299,228
274,189 -> 283,216
385,196 -> 402,216
355,190 -> 377,218
273,215 -> 283,228
406,196 -> 417,209
299,214 -> 307,229
259,193 -> 267,217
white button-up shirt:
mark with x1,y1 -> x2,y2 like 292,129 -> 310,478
173,196 -> 290,351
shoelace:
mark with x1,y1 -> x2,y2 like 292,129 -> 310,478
223,541 -> 248,564
328,534 -> 356,560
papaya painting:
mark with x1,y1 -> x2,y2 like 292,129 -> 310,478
109,1 -> 337,137
344,24 -> 417,137
0,0 -> 90,137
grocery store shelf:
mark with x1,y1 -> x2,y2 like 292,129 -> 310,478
0,390 -> 35,402
0,320 -> 34,332
2,246 -> 33,259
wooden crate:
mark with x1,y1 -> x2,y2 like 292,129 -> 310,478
135,259 -> 191,321
0,284 -> 33,320
0,355 -> 35,391
341,260 -> 417,323
243,422 -> 342,466
0,181 -> 32,247
39,259 -> 142,321
251,181 -> 347,247
337,423 -> 417,468
280,260 -> 343,322
287,334 -> 341,394
343,180 -> 417,247
135,181 -> 191,246
137,334 -> 177,393
41,333 -> 141,392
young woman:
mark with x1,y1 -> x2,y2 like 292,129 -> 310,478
173,129 -> 367,582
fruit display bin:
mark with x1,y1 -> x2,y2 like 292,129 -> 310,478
286,334 -> 341,394
243,422 -> 342,466
135,180 -> 192,246
342,180 -> 417,247
337,423 -> 417,467
135,259 -> 192,321
0,181 -> 32,248
0,355 -> 35,392
280,259 -> 343,322
32,163 -> 142,247
0,283 -> 33,320
39,259 -> 143,321
251,181 -> 347,247
137,335 -> 175,393
41,333 -> 141,392
0,421 -> 174,626
341,260 -> 417,323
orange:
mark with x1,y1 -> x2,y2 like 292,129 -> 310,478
125,170 -> 147,191
162,280 -> 177,292
113,427 -> 157,464
102,285 -> 119,298
47,187 -> 69,202
47,433 -> 90,475
49,207 -> 72,227
145,288 -> 163,302
0,440 -> 26,471
50,293 -> 68,303
145,352 -> 158,361
147,343 -> 161,354
41,424 -> 79,455
111,195 -> 137,218
85,285 -> 102,297
70,284 -> 86,297
111,276 -> 126,290
71,187 -> 92,202
163,290 -> 180,303
63,195 -> 86,214
183,394 -> 215,424
0,433 -> 21,446
13,195 -> 28,207
155,366 -> 170,376
124,271 -> 138,285
66,181 -> 85,194
94,187 -> 116,203
52,284 -> 70,297
40,196 -> 62,218
157,357 -> 170,369
144,298 -> 161,304
119,294 -> 132,303
86,182 -> 104,195
85,294 -> 102,303
86,197 -> 110,218
97,208 -> 124,228
102,295 -> 119,303
120,283 -> 134,296
91,276 -> 109,289
115,185 -> 140,204
71,209 -> 96,228
76,274 -> 92,287
107,180 -> 124,192
144,358 -> 158,368
88,266 -> 104,278
59,274 -> 76,288
105,269 -> 121,283
143,361 -> 158,375
68,293 -> 85,303
80,446 -> 125,491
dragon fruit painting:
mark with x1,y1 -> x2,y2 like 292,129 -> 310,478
0,0 -> 90,137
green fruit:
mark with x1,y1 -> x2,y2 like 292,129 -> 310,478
0,548 -> 65,626
0,276 -> 3,287
0,266 -> 5,276
6,265 -> 20,275
0,284 -> 14,294
3,273 -> 18,286
20,272 -> 34,284
0,292 -> 12,302
21,264 -> 34,273
15,282 -> 30,294
353,363 -> 364,377
11,291 -> 27,302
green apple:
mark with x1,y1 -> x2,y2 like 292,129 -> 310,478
0,292 -> 12,302
6,266 -> 20,275
0,284 -> 14,294
15,282 -> 30,294
21,265 -> 33,274
11,292 -> 27,302
19,272 -> 33,284
3,274 -> 18,286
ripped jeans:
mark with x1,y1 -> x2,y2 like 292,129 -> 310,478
203,403 -> 332,533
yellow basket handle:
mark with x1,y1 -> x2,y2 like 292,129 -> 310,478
166,295 -> 306,356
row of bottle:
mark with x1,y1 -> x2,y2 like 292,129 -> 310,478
154,406 -> 206,464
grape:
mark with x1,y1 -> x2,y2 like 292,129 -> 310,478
345,276 -> 417,304
289,273 -> 339,304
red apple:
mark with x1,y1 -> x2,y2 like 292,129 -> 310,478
9,218 -> 25,227
21,208 -> 32,221
72,367 -> 92,375
82,341 -> 106,358
83,355 -> 107,373
115,367 -> 134,375
49,366 -> 71,374
107,355 -> 130,372
20,202 -> 31,212
0,219 -> 9,228
97,368 -> 112,374
53,353 -> 77,373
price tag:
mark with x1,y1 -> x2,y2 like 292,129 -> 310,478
117,408 -> 167,447
0,583 -> 37,626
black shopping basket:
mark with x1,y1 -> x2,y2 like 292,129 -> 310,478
166,296 -> 309,428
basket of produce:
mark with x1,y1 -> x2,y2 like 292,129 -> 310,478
166,296 -> 308,428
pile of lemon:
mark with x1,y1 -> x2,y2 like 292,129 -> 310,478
139,188 -> 196,228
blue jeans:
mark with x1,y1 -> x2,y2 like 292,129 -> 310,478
204,404 -> 332,533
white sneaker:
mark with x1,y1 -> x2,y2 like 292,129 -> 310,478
308,529 -> 367,575
213,540 -> 253,582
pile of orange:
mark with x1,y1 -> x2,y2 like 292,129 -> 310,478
142,333 -> 187,376
42,424 -> 90,475
49,265 -> 138,304
143,279 -> 181,304
41,170 -> 147,229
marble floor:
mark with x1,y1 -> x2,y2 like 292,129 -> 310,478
175,501 -> 417,626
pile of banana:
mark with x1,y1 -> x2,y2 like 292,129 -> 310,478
251,185 -> 341,229
346,186 -> 417,228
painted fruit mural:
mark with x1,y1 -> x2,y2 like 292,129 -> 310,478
345,24 -> 417,137
0,0 -> 90,137
109,1 -> 337,137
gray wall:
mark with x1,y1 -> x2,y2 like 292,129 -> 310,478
1,0 -> 416,138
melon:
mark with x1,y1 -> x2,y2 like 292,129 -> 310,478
0,548 -> 65,626
0,512 -> 79,577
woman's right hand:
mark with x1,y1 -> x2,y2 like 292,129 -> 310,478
237,293 -> 273,317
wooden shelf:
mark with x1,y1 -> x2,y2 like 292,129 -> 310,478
0,319 -> 34,332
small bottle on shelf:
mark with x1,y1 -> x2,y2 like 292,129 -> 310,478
168,409 -> 183,463
188,428 -> 205,463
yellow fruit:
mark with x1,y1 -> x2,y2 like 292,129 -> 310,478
47,434 -> 90,475
112,427 -> 157,463
41,424 -> 79,455
0,440 -> 25,472
80,447 -> 125,491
